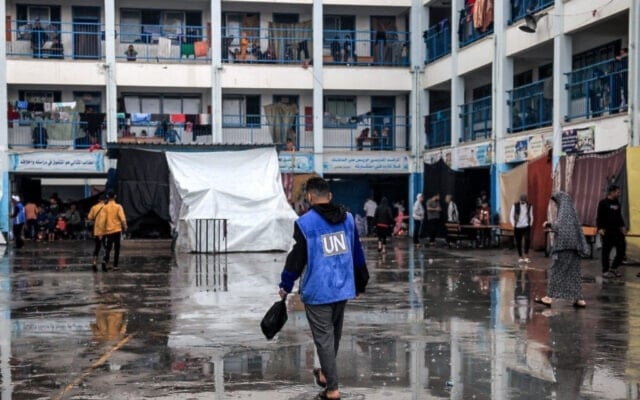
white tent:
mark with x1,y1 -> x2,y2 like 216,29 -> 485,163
166,148 -> 298,252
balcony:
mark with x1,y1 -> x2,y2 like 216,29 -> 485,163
425,109 -> 451,149
424,21 -> 451,64
8,119 -> 100,149
323,29 -> 410,67
7,20 -> 103,60
221,26 -> 311,65
460,96 -> 492,142
458,4 -> 493,48
510,0 -> 554,24
565,58 -> 628,121
117,23 -> 210,63
507,79 -> 552,133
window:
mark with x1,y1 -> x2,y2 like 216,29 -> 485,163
16,5 -> 61,39
324,97 -> 356,127
19,90 -> 61,103
570,40 -> 620,99
222,95 -> 260,126
538,63 -> 553,80
472,84 -> 491,100
119,9 -> 202,43
122,94 -> 201,114
323,15 -> 355,48
223,13 -> 259,46
513,70 -> 533,88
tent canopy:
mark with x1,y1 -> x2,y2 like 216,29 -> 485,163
166,148 -> 297,252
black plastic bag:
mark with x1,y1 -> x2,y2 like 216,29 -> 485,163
260,298 -> 288,340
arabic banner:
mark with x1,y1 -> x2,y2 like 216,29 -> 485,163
323,153 -> 410,174
458,142 -> 493,168
278,152 -> 314,173
504,132 -> 552,162
424,149 -> 452,166
10,151 -> 105,173
562,126 -> 595,155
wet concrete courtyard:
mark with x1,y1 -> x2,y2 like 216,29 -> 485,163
2,238 -> 640,399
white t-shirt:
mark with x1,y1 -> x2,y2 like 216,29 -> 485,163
363,200 -> 377,217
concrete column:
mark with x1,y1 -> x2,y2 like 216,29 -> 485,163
491,0 -> 513,217
0,0 -> 9,234
630,0 -> 640,146
211,0 -> 223,143
312,0 -> 324,175
552,0 -> 572,167
104,0 -> 117,143
450,0 -> 464,170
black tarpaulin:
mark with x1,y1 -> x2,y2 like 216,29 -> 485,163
423,159 -> 491,224
117,149 -> 171,237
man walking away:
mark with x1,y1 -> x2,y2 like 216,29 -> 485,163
87,195 -> 108,272
510,193 -> 533,263
11,195 -> 25,249
363,196 -> 377,236
24,200 -> 39,240
597,185 -> 626,278
101,190 -> 127,271
412,193 -> 424,246
279,177 -> 369,400
426,194 -> 442,245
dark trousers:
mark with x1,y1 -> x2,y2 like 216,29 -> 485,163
93,235 -> 104,259
13,223 -> 24,249
514,226 -> 531,257
413,220 -> 423,244
103,232 -> 122,267
305,300 -> 347,392
601,231 -> 626,273
366,216 -> 375,236
26,219 -> 37,240
427,218 -> 439,243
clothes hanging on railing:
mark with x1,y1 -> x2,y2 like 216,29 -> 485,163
473,0 -> 494,32
157,37 -> 172,59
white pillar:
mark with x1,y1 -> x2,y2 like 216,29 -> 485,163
450,0 -> 465,169
104,0 -> 117,143
211,0 -> 223,143
0,0 -> 7,151
492,0 -> 513,168
312,0 -> 324,175
630,0 -> 640,146
552,0 -> 572,166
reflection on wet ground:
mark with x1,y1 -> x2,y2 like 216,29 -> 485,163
1,239 -> 640,399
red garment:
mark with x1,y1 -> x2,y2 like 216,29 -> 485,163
194,41 -> 208,57
527,155 -> 553,250
170,114 -> 186,124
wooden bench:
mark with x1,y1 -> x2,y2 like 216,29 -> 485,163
545,226 -> 597,258
446,223 -> 476,248
497,223 -> 514,248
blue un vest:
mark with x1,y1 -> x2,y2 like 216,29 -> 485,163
14,203 -> 25,225
296,209 -> 356,305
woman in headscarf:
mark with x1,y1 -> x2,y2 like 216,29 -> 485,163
535,191 -> 591,308
374,197 -> 394,253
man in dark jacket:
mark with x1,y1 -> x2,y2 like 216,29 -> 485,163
279,177 -> 368,400
596,185 -> 626,278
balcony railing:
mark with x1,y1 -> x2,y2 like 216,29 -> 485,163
323,115 -> 409,151
460,96 -> 492,142
221,27 -> 311,65
424,21 -> 451,64
323,29 -> 410,67
117,23 -> 210,62
510,0 -> 554,24
565,58 -> 628,121
507,79 -> 552,133
7,20 -> 104,60
458,5 -> 494,48
425,109 -> 451,148
8,119 -> 102,149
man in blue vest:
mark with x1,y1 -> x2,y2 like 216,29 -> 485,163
279,177 -> 369,400
11,195 -> 26,249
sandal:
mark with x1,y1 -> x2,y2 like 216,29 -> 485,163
318,389 -> 341,400
573,300 -> 587,308
313,368 -> 327,388
534,297 -> 552,307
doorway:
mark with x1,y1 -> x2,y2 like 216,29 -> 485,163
72,6 -> 101,59
372,96 -> 395,150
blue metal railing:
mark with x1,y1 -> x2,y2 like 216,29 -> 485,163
460,96 -> 492,142
510,0 -> 554,23
425,109 -> 451,148
507,79 -> 552,133
458,5 -> 494,48
424,21 -> 451,64
8,20 -> 103,59
220,26 -> 311,64
117,23 -> 210,62
8,119 -> 98,149
323,114 -> 409,151
565,58 -> 628,121
324,29 -> 410,67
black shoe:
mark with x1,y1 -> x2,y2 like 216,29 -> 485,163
92,264 -> 98,273
101,262 -> 108,272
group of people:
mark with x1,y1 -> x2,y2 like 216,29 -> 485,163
11,194 -> 83,247
10,190 -> 128,272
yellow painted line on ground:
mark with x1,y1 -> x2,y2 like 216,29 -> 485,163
52,334 -> 133,400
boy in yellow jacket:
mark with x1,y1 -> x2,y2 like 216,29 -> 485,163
87,195 -> 108,271
101,190 -> 127,271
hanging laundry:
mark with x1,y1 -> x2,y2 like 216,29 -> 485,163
194,41 -> 208,58
131,113 -> 151,123
170,114 -> 186,124
157,37 -> 172,60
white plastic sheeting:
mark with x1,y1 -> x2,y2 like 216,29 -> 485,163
166,148 -> 297,252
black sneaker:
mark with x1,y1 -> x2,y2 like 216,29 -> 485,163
101,262 -> 108,272
92,264 -> 98,273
